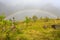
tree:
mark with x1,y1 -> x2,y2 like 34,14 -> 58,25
40,16 -> 43,20
32,15 -> 38,22
56,17 -> 60,20
0,15 -> 5,21
11,17 -> 16,31
25,16 -> 31,27
44,16 -> 49,22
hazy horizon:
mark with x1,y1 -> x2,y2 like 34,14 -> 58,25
0,0 -> 60,20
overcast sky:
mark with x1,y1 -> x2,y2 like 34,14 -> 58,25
0,0 -> 60,18
0,0 -> 60,7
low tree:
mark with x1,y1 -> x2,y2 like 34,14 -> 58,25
11,17 -> 16,30
40,16 -> 43,20
56,17 -> 60,20
0,15 -> 5,21
0,15 -> 6,32
25,16 -> 31,27
32,15 -> 38,22
44,16 -> 49,22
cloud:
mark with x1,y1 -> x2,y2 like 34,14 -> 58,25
0,0 -> 60,17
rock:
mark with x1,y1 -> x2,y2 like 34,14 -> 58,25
51,24 -> 60,29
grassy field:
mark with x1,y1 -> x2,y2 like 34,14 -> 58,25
0,15 -> 60,40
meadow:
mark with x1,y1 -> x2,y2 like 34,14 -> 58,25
0,15 -> 60,40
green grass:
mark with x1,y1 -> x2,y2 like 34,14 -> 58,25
0,16 -> 60,40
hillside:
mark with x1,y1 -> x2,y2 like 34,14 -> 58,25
0,15 -> 60,40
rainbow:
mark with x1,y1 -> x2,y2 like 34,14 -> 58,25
5,9 -> 57,20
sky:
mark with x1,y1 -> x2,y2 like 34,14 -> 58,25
0,0 -> 60,7
0,0 -> 60,19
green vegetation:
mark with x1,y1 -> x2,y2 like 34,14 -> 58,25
0,15 -> 60,40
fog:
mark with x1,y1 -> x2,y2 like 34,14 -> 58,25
0,0 -> 60,20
